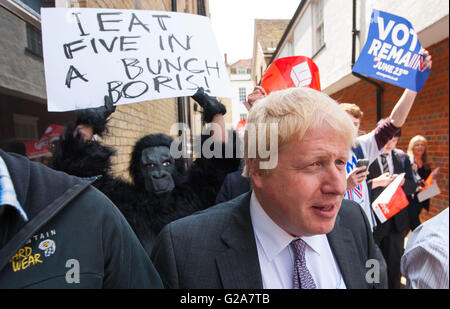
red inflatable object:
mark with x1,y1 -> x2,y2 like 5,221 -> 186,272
260,56 -> 321,94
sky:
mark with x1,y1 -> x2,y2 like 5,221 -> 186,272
209,0 -> 301,65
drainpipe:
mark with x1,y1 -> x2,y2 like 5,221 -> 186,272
172,0 -> 192,169
172,0 -> 185,126
351,0 -> 383,121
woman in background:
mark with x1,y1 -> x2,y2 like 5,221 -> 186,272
407,135 -> 432,230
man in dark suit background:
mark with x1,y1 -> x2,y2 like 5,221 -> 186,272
366,127 -> 417,289
215,168 -> 250,204
151,87 -> 387,289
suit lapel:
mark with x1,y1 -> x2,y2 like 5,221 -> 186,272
369,157 -> 382,178
391,151 -> 402,173
215,192 -> 263,289
327,215 -> 367,289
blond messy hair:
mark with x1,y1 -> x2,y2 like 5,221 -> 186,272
339,103 -> 364,119
243,87 -> 356,177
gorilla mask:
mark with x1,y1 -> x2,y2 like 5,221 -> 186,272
140,146 -> 176,195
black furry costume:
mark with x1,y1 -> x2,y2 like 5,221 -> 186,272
51,91 -> 241,254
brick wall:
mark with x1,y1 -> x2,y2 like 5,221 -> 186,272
101,99 -> 178,179
331,38 -> 449,223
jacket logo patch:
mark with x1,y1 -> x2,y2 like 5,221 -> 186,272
38,239 -> 56,257
9,247 -> 43,272
9,229 -> 57,273
26,229 -> 56,244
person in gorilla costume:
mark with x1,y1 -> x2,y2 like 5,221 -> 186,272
51,88 -> 241,253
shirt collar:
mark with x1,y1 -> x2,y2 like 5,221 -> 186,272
250,191 -> 324,261
381,151 -> 392,159
0,155 -> 28,221
378,151 -> 393,167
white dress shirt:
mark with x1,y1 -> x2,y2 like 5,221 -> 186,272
401,207 -> 449,289
249,191 -> 346,289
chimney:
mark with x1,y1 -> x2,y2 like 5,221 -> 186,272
224,53 -> 228,66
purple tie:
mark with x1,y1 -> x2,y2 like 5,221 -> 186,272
291,238 -> 317,289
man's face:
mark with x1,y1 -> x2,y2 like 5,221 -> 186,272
347,114 -> 361,135
141,146 -> 176,195
384,136 -> 399,154
251,125 -> 349,237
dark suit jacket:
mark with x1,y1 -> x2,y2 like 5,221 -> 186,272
151,192 -> 387,289
366,149 -> 417,234
215,170 -> 251,204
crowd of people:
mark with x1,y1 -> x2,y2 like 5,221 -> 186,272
0,49 -> 448,290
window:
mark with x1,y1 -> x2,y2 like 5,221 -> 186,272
240,113 -> 247,121
16,0 -> 55,15
236,67 -> 248,74
197,0 -> 206,16
239,88 -> 247,102
13,114 -> 38,141
313,0 -> 325,53
25,24 -> 43,58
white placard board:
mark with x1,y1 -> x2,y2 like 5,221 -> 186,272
41,8 -> 233,112
417,168 -> 441,202
417,181 -> 440,202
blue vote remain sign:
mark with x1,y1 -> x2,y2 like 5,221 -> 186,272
353,9 -> 430,92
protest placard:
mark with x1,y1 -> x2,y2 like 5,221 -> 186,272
352,9 -> 430,92
417,168 -> 441,202
41,8 -> 232,112
23,124 -> 63,158
371,173 -> 409,223
38,124 -> 64,145
24,141 -> 51,159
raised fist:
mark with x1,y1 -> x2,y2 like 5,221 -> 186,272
75,96 -> 116,136
191,87 -> 226,123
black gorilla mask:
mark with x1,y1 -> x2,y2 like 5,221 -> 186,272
140,146 -> 176,195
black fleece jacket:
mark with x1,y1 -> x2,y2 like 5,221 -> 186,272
0,149 -> 162,288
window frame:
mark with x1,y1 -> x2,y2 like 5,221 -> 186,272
25,23 -> 43,58
13,114 -> 39,141
312,0 -> 325,55
238,87 -> 247,102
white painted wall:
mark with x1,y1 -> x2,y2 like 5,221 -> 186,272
276,0 -> 449,95
230,73 -> 253,129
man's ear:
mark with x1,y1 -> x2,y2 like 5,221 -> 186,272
248,158 -> 263,189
